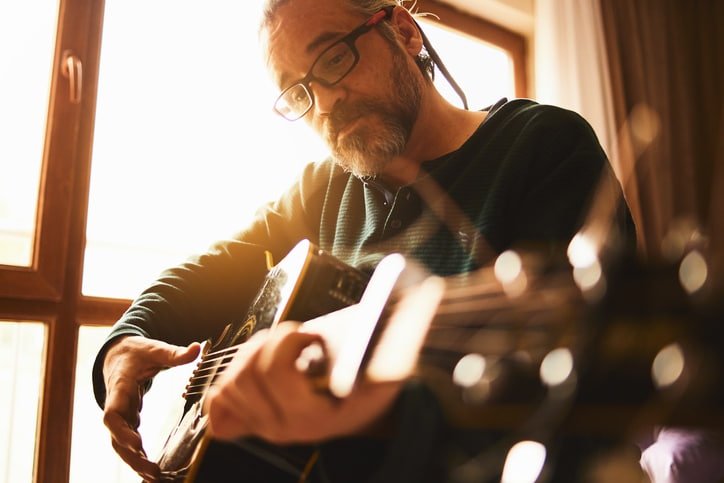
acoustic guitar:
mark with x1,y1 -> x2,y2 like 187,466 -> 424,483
153,239 -> 724,482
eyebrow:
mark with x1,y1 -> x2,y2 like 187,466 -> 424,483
306,30 -> 346,54
276,30 -> 346,88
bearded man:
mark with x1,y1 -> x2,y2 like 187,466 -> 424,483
93,0 -> 634,481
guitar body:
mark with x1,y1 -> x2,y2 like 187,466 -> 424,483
142,238 -> 724,483
155,240 -> 370,482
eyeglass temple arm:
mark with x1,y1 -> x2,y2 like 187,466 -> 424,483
415,21 -> 469,110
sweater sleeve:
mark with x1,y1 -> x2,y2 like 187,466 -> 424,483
91,161 -> 335,408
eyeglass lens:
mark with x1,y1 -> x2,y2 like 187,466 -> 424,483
276,42 -> 358,120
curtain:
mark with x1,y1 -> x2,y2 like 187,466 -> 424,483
599,0 -> 724,260
534,0 -> 644,252
534,0 -> 618,160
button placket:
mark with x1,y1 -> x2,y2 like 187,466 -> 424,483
382,188 -> 406,234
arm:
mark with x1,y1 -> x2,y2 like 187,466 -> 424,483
92,161 -> 335,478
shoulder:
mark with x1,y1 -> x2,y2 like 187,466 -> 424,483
485,99 -> 604,163
492,98 -> 594,134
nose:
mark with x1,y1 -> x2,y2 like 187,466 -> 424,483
309,81 -> 346,117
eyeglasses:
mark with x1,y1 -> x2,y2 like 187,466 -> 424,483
273,6 -> 395,122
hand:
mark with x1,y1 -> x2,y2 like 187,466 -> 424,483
102,335 -> 201,481
203,322 -> 401,444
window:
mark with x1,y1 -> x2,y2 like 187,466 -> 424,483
421,20 -> 516,109
0,322 -> 46,483
0,1 -> 58,267
0,0 -> 527,481
69,326 -> 195,483
82,0 -> 328,299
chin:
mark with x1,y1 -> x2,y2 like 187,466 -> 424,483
332,151 -> 389,178
330,128 -> 405,178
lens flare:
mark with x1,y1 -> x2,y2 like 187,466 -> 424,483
652,343 -> 685,388
678,250 -> 708,294
540,348 -> 574,386
453,353 -> 486,388
495,250 -> 523,284
501,441 -> 547,483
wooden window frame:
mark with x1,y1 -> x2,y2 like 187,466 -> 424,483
0,0 -> 114,481
0,1 -> 527,481
414,0 -> 528,98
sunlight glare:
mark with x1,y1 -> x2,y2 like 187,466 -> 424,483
501,440 -> 547,483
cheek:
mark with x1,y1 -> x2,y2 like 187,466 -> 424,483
304,114 -> 327,138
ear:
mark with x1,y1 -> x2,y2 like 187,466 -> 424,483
390,7 -> 424,57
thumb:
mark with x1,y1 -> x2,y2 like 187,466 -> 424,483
157,341 -> 201,367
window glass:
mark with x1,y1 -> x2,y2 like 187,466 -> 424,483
0,0 -> 59,266
421,19 -> 516,110
83,0 -> 327,299
70,325 -> 197,483
83,1 -> 516,300
0,321 -> 47,482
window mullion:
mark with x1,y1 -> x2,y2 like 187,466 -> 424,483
32,0 -> 106,481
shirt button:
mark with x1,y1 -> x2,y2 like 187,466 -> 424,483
390,219 -> 402,229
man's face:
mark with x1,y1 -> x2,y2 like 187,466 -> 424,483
264,0 -> 423,177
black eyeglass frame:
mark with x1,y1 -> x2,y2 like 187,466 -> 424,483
273,6 -> 395,121
272,5 -> 468,122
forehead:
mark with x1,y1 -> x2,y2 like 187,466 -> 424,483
263,0 -> 366,87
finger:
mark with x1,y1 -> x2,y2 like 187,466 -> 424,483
257,323 -> 318,375
257,329 -> 327,402
105,376 -> 142,428
105,338 -> 202,388
104,410 -> 145,452
147,340 -> 202,368
206,338 -> 285,440
205,387 -> 257,440
254,329 -> 338,440
111,438 -> 159,479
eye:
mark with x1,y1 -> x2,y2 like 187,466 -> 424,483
291,88 -> 307,104
316,43 -> 352,77
326,51 -> 349,67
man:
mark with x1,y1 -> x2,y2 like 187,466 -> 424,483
93,0 -> 633,481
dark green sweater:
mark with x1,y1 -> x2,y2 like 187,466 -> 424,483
92,98 -> 634,480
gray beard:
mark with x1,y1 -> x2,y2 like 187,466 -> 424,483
327,52 -> 422,178
331,119 -> 408,178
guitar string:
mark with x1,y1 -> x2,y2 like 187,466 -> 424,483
189,263 -> 552,366
186,295 -> 569,382
185,291 -> 578,381
182,273 -> 582,398
182,309 -> 578,397
183,328 -> 566,398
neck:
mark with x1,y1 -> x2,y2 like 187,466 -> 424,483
379,87 -> 487,188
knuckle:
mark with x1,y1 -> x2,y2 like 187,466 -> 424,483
102,412 -> 114,428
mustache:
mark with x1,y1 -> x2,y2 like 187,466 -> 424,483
326,100 -> 385,142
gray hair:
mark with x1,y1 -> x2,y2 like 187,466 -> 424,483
259,0 -> 434,80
